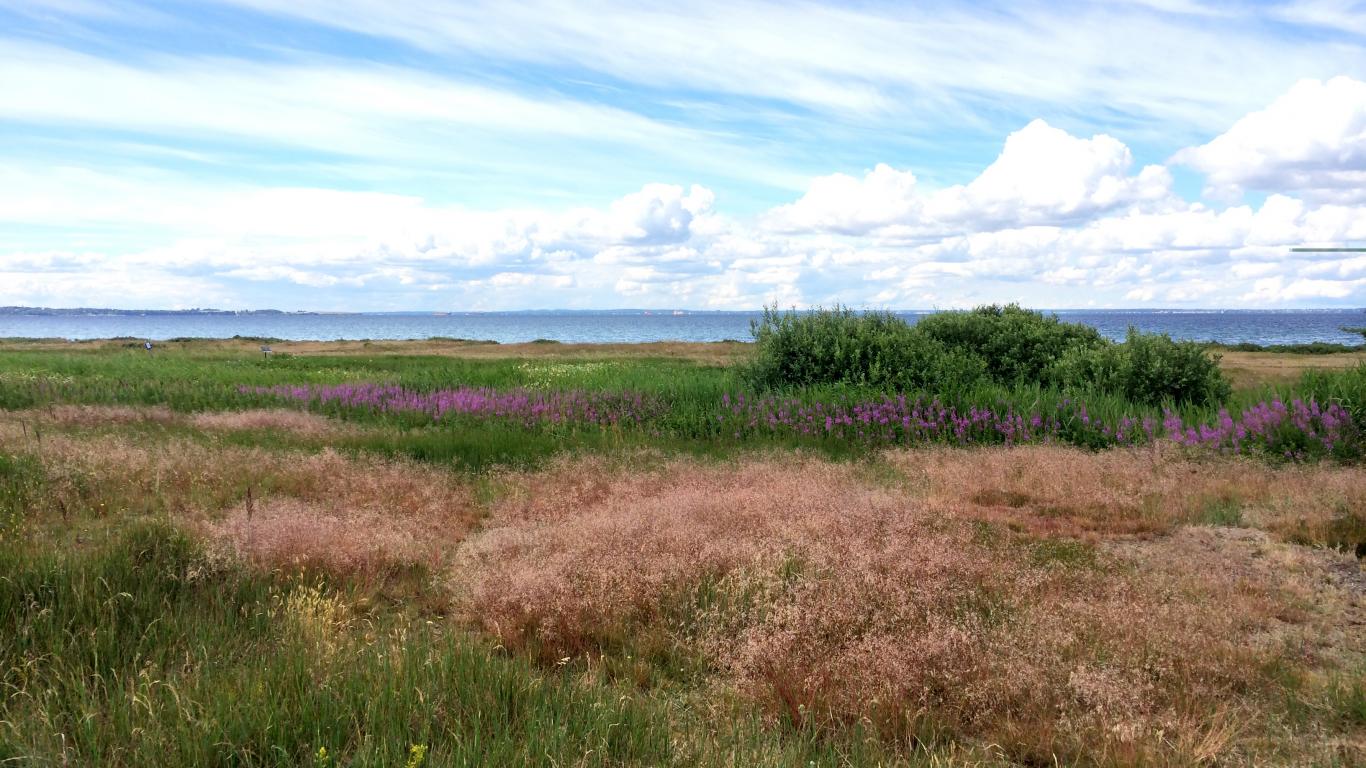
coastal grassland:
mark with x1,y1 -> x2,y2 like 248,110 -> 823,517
1,334 -> 1364,765
0,415 -> 1363,765
1218,348 -> 1366,390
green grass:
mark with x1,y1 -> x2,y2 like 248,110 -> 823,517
0,517 -> 973,767
1197,496 -> 1245,527
1,344 -> 1363,471
0,522 -> 670,766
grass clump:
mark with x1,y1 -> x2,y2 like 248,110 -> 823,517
1196,496 -> 1245,527
0,522 -> 675,766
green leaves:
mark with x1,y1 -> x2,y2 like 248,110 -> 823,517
747,305 -> 1231,408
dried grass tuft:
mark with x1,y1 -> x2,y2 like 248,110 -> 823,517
459,450 -> 1366,764
29,404 -> 179,427
0,428 -> 477,575
189,409 -> 352,437
890,444 -> 1366,541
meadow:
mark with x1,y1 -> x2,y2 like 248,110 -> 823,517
1,310 -> 1364,766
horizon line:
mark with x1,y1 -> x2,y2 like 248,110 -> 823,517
2,305 -> 1364,315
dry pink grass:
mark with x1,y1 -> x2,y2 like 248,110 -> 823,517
891,444 -> 1366,542
2,404 -> 350,438
188,408 -> 352,437
21,404 -> 180,427
0,428 -> 476,574
460,451 -> 1366,765
202,448 -> 475,573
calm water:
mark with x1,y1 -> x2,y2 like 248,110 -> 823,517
1,309 -> 1363,346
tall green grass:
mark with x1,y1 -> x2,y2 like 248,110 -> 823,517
1,339 -> 1363,471
0,514 -> 963,766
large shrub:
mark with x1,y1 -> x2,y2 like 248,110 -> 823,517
913,304 -> 1106,385
749,306 -> 1232,408
1050,329 -> 1231,407
746,306 -> 985,393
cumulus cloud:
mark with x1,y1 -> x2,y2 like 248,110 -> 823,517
767,120 -> 1173,236
579,183 -> 715,245
764,164 -> 921,235
932,120 -> 1174,226
1173,76 -> 1366,203
9,159 -> 1366,311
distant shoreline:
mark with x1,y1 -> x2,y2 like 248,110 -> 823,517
2,307 -> 1361,347
2,306 -> 1363,317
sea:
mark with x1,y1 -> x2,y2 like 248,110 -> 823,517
1,309 -> 1364,347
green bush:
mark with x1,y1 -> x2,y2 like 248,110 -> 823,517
1052,329 -> 1231,407
913,304 -> 1105,385
749,306 -> 1232,408
746,306 -> 986,393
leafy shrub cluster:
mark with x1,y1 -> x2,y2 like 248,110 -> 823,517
748,305 -> 1231,407
1053,329 -> 1232,408
746,306 -> 987,394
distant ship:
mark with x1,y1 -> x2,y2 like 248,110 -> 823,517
672,310 -> 686,316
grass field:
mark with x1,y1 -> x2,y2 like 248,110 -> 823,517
1,339 -> 1363,766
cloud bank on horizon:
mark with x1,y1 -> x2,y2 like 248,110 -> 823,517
1,0 -> 1365,310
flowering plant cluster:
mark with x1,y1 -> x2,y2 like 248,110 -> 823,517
248,382 -> 1359,459
715,392 -> 1357,456
1163,398 -> 1355,458
242,383 -> 664,428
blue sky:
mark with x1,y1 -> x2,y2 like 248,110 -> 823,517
1,0 -> 1365,310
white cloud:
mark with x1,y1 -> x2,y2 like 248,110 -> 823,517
1173,76 -> 1366,203
8,157 -> 1366,311
768,120 -> 1173,235
930,120 -> 1173,225
0,39 -> 802,198
198,0 -> 1366,140
1242,275 -> 1366,303
6,75 -> 1366,311
765,164 -> 921,235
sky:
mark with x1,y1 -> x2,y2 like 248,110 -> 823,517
1,0 -> 1365,311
